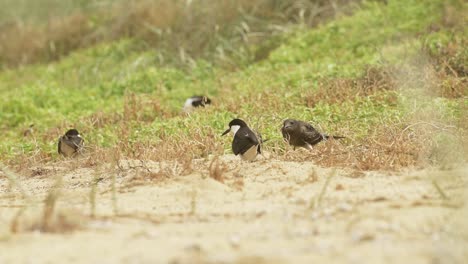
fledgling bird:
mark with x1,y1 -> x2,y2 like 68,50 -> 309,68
222,119 -> 261,161
58,129 -> 84,157
183,95 -> 211,113
281,119 -> 345,150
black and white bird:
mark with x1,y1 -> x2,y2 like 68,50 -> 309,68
183,95 -> 211,113
222,119 -> 261,161
281,119 -> 345,150
58,129 -> 84,157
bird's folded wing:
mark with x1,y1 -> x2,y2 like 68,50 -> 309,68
70,138 -> 83,150
302,124 -> 323,145
233,129 -> 259,155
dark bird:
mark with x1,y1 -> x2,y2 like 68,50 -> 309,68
222,119 -> 261,161
281,119 -> 345,150
58,129 -> 84,157
183,95 -> 211,113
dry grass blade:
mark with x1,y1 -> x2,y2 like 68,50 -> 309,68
112,171 -> 119,215
1,162 -> 33,234
432,180 -> 449,200
310,168 -> 336,209
112,149 -> 120,215
0,162 -> 31,200
89,170 -> 101,218
190,187 -> 197,216
209,156 -> 226,183
9,206 -> 27,234
41,175 -> 63,232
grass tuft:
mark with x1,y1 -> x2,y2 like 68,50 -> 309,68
209,156 -> 227,183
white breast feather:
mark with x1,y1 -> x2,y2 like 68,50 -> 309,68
230,125 -> 241,135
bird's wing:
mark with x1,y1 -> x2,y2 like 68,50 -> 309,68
191,98 -> 203,107
246,129 -> 259,146
190,96 -> 207,107
301,122 -> 324,146
232,128 -> 259,155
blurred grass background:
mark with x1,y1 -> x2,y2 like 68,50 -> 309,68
0,0 -> 466,170
0,0 -> 356,68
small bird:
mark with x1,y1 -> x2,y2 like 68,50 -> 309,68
183,95 -> 211,113
22,124 -> 35,137
222,119 -> 261,161
58,129 -> 84,157
281,119 -> 345,150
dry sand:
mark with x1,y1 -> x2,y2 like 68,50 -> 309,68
1,155 -> 467,264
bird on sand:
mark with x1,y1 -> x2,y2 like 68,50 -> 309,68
183,95 -> 211,113
58,129 -> 84,157
281,119 -> 345,150
222,119 -> 262,161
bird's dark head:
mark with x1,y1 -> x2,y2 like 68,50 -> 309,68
65,129 -> 81,137
203,96 -> 211,105
228,119 -> 248,128
282,119 -> 299,132
222,119 -> 248,136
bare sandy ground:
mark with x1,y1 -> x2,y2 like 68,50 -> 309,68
1,155 -> 467,264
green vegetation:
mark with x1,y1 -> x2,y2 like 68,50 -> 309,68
0,0 -> 466,170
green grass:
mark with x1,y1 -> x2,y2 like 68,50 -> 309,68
0,0 -> 466,167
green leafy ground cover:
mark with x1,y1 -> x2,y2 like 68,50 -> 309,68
0,0 -> 466,168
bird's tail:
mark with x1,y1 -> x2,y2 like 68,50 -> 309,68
323,134 -> 346,140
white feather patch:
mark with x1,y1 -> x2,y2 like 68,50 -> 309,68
230,125 -> 241,135
183,98 -> 195,112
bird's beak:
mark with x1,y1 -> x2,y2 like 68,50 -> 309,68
221,128 -> 230,136
283,125 -> 291,129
